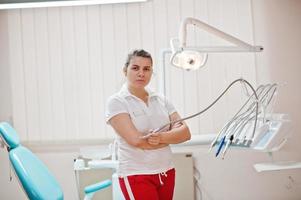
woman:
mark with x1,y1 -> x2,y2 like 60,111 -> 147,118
105,49 -> 191,200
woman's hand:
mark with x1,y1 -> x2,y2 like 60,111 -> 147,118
149,112 -> 190,145
144,121 -> 185,145
147,132 -> 162,145
172,121 -> 183,129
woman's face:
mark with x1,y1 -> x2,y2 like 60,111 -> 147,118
125,56 -> 153,89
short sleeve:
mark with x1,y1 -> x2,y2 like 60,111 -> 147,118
105,95 -> 129,123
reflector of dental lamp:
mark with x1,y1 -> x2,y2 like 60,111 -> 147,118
170,17 -> 263,70
170,50 -> 207,70
170,38 -> 208,71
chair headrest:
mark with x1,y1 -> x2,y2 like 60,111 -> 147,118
0,122 -> 20,149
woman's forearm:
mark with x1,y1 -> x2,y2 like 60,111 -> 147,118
135,138 -> 168,150
160,124 -> 191,144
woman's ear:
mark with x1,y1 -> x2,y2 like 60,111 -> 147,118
123,67 -> 127,76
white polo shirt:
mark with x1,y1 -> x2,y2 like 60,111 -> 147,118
105,84 -> 176,177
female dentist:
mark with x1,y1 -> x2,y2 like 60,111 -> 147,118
105,49 -> 191,200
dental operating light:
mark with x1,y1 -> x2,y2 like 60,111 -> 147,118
170,17 -> 263,70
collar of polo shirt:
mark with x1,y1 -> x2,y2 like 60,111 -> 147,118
119,83 -> 158,100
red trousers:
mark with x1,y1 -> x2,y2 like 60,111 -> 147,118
119,168 -> 175,200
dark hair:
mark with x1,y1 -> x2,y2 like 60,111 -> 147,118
124,49 -> 153,71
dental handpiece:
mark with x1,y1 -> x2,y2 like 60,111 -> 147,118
215,135 -> 226,157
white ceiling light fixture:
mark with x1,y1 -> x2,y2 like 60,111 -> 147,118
0,0 -> 147,10
170,17 -> 263,71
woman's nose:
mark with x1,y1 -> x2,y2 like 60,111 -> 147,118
137,70 -> 145,77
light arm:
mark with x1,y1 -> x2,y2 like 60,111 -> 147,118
179,17 -> 262,51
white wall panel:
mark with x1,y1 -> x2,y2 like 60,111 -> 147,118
86,5 -> 105,139
60,7 -> 80,140
47,7 -> 67,140
113,4 -> 128,89
237,0 -> 257,85
140,2 -> 155,56
73,6 -> 93,140
100,4 -> 117,138
0,11 -> 12,124
3,0 -> 258,142
126,3 -> 141,50
21,9 -> 41,141
34,8 -> 53,141
7,10 -> 28,140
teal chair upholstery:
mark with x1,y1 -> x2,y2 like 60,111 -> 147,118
0,122 -> 112,200
0,122 -> 63,200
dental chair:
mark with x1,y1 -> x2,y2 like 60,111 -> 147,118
0,122 -> 112,200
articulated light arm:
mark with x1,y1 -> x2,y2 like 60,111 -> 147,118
179,17 -> 263,52
170,17 -> 263,70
